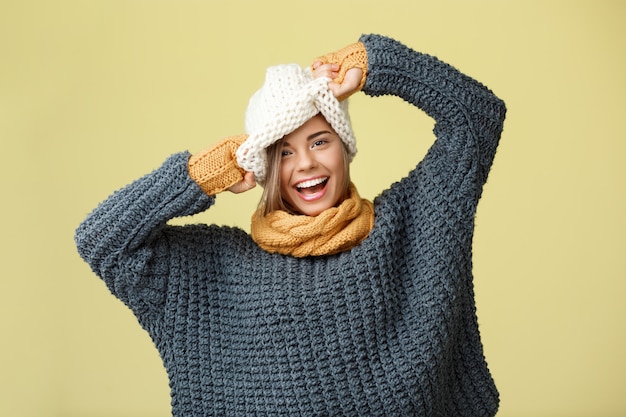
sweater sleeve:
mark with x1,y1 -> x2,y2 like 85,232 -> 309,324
359,34 -> 506,212
74,152 -> 214,325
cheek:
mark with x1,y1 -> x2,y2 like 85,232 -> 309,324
279,161 -> 291,190
329,152 -> 346,177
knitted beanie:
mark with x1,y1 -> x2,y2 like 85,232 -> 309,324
236,64 -> 357,184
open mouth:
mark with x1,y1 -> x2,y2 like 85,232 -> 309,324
296,177 -> 328,196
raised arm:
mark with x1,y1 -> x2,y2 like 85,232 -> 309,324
75,152 -> 214,320
75,127 -> 260,320
360,34 -> 506,196
316,34 -> 506,208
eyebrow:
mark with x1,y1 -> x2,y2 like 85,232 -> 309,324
307,130 -> 332,141
283,130 -> 333,147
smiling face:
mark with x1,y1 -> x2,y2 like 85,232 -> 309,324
278,114 -> 349,216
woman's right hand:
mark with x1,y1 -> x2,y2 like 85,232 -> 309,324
228,171 -> 256,194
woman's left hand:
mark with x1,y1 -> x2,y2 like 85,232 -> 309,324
312,61 -> 363,100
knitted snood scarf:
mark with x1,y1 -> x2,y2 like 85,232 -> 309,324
250,183 -> 374,257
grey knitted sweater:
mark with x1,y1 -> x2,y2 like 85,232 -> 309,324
76,34 -> 506,416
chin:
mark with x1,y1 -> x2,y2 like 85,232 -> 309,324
289,196 -> 343,217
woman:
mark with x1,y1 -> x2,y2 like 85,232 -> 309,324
76,34 -> 506,416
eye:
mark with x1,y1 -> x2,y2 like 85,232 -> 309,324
312,139 -> 328,148
281,149 -> 292,157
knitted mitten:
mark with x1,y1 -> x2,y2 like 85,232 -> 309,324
313,41 -> 368,101
188,135 -> 248,195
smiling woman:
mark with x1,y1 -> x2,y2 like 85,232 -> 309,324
75,34 -> 506,416
270,114 -> 350,216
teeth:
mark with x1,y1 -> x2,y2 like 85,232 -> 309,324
296,177 -> 327,189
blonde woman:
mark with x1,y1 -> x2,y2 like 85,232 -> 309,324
76,34 -> 506,416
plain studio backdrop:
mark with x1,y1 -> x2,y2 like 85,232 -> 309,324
1,1 -> 624,416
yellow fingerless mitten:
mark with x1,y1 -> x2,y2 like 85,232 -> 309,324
188,134 -> 247,196
314,41 -> 368,101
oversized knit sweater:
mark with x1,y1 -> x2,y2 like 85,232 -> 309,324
75,34 -> 506,416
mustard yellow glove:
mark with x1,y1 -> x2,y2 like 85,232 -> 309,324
313,41 -> 368,101
188,135 -> 248,196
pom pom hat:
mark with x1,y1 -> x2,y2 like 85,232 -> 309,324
236,64 -> 357,184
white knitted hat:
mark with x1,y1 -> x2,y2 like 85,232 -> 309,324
236,64 -> 357,184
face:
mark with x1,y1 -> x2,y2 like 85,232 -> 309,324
279,115 -> 348,216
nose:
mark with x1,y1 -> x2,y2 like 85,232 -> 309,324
295,149 -> 317,171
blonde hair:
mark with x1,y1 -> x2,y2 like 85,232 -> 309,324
259,136 -> 351,216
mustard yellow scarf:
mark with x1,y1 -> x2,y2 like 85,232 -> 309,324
251,183 -> 374,257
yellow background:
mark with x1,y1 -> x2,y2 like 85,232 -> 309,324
1,0 -> 624,416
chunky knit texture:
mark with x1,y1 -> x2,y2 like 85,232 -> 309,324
313,41 -> 368,101
237,63 -> 357,184
250,183 -> 374,257
75,34 -> 506,416
188,135 -> 247,195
